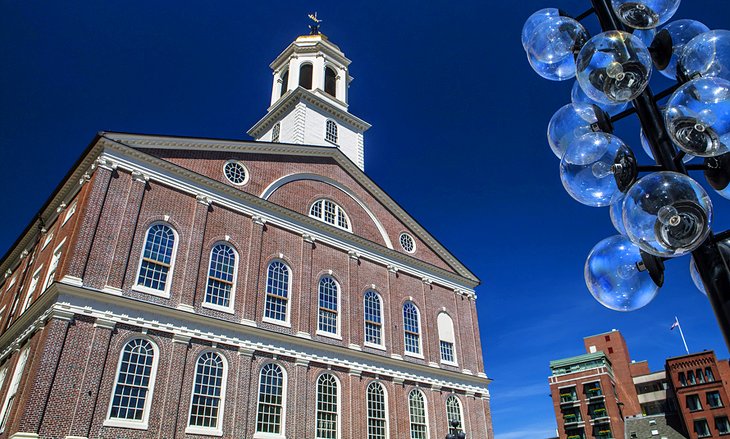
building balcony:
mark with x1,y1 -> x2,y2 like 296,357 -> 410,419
560,394 -> 579,405
563,415 -> 584,426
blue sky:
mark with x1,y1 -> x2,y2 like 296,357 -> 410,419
1,1 -> 729,438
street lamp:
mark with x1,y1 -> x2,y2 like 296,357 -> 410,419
446,419 -> 466,439
523,0 -> 730,349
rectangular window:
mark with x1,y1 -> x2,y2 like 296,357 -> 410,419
41,233 -> 53,250
706,367 -> 716,382
21,267 -> 43,313
584,382 -> 603,398
688,370 -> 697,385
62,201 -> 77,226
687,394 -> 702,411
679,372 -> 687,386
694,419 -> 711,438
559,387 -> 578,403
697,368 -> 706,384
42,242 -> 64,292
0,346 -> 30,433
440,340 -> 455,363
717,416 -> 730,435
707,391 -> 723,408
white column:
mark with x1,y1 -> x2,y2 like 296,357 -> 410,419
270,70 -> 281,106
313,55 -> 325,91
337,67 -> 348,103
289,57 -> 301,91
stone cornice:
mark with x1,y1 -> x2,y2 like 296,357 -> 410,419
100,132 -> 480,289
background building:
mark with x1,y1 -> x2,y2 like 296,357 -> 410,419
0,28 -> 493,438
549,330 -> 730,439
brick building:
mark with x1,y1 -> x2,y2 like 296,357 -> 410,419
0,29 -> 493,438
549,330 -> 730,439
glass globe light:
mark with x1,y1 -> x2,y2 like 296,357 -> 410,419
611,0 -> 681,30
585,235 -> 660,311
623,171 -> 713,257
577,31 -> 653,104
680,30 -> 730,82
610,192 -> 628,235
571,80 -> 629,115
560,132 -> 634,207
658,20 -> 710,80
665,77 -> 730,157
633,28 -> 656,48
548,103 -> 608,159
522,8 -> 560,50
640,128 -> 693,162
526,16 -> 588,81
689,257 -> 707,295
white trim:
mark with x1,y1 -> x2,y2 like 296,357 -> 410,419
21,267 -> 43,314
363,290 -> 385,349
202,242 -> 238,314
103,336 -> 160,430
315,372 -> 341,439
0,346 -> 30,433
132,222 -> 179,299
62,201 -> 77,226
445,394 -> 465,432
42,238 -> 66,293
41,233 -> 54,251
408,388 -> 430,438
263,259 -> 292,326
254,362 -> 288,438
222,160 -> 250,186
403,301 -> 423,357
185,350 -> 228,436
366,380 -> 389,439
399,233 -> 416,254
262,173 -> 393,249
309,199 -> 352,232
316,275 -> 341,337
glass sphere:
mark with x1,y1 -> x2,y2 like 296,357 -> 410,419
640,128 -> 693,162
560,132 -> 632,207
611,0 -> 681,29
585,235 -> 660,312
658,20 -> 710,80
623,171 -> 713,257
680,30 -> 730,82
548,103 -> 606,159
571,80 -> 629,115
526,16 -> 588,81
522,8 -> 560,50
610,192 -> 628,235
689,257 -> 707,295
577,31 -> 653,104
665,77 -> 730,157
633,28 -> 656,48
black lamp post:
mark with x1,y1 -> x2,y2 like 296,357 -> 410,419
445,419 -> 466,439
522,0 -> 730,349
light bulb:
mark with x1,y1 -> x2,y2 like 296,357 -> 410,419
577,31 -> 653,104
689,257 -> 707,295
610,192 -> 628,235
572,80 -> 629,115
522,8 -> 560,50
525,16 -> 588,81
640,128 -> 693,162
548,103 -> 607,159
560,132 -> 633,207
633,28 -> 656,48
623,171 -> 712,257
611,0 -> 681,29
680,30 -> 730,82
665,77 -> 730,157
658,20 -> 710,80
585,235 -> 660,311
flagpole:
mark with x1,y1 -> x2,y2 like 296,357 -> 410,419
676,316 -> 690,355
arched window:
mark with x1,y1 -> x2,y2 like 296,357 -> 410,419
136,223 -> 176,295
445,395 -> 464,433
300,64 -> 313,89
309,199 -> 351,231
280,70 -> 289,98
106,339 -> 158,427
403,302 -> 421,355
256,363 -> 286,435
272,122 -> 281,143
325,120 -> 338,144
265,261 -> 290,323
408,389 -> 428,439
0,346 -> 29,433
316,374 -> 339,438
204,243 -> 237,311
318,276 -> 339,335
187,352 -> 226,433
364,291 -> 383,347
367,382 -> 387,439
438,313 -> 457,364
325,66 -> 337,97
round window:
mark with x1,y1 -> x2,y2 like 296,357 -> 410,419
399,233 -> 415,253
224,161 -> 248,185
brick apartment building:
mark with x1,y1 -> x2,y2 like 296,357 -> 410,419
549,330 -> 730,439
0,29 -> 493,438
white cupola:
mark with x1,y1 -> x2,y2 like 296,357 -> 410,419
247,20 -> 371,170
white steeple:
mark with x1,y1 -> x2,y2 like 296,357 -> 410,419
247,21 -> 371,170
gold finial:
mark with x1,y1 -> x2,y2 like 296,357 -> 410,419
308,12 -> 323,35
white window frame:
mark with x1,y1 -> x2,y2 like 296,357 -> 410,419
41,233 -> 54,251
5,277 -> 16,292
262,260 -> 292,327
408,388 -> 429,439
315,372 -> 341,439
223,160 -> 249,186
132,222 -> 179,298
254,362 -> 288,439
0,346 -> 30,433
366,381 -> 389,439
363,291 -> 385,351
185,350 -> 228,436
325,119 -> 338,144
316,275 -> 341,339
399,233 -> 416,254
21,266 -> 43,314
202,242 -> 238,314
445,395 -> 464,432
103,336 -> 160,430
403,301 -> 423,359
62,201 -> 77,226
437,312 -> 458,366
309,199 -> 352,232
42,238 -> 66,293
272,122 -> 281,143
